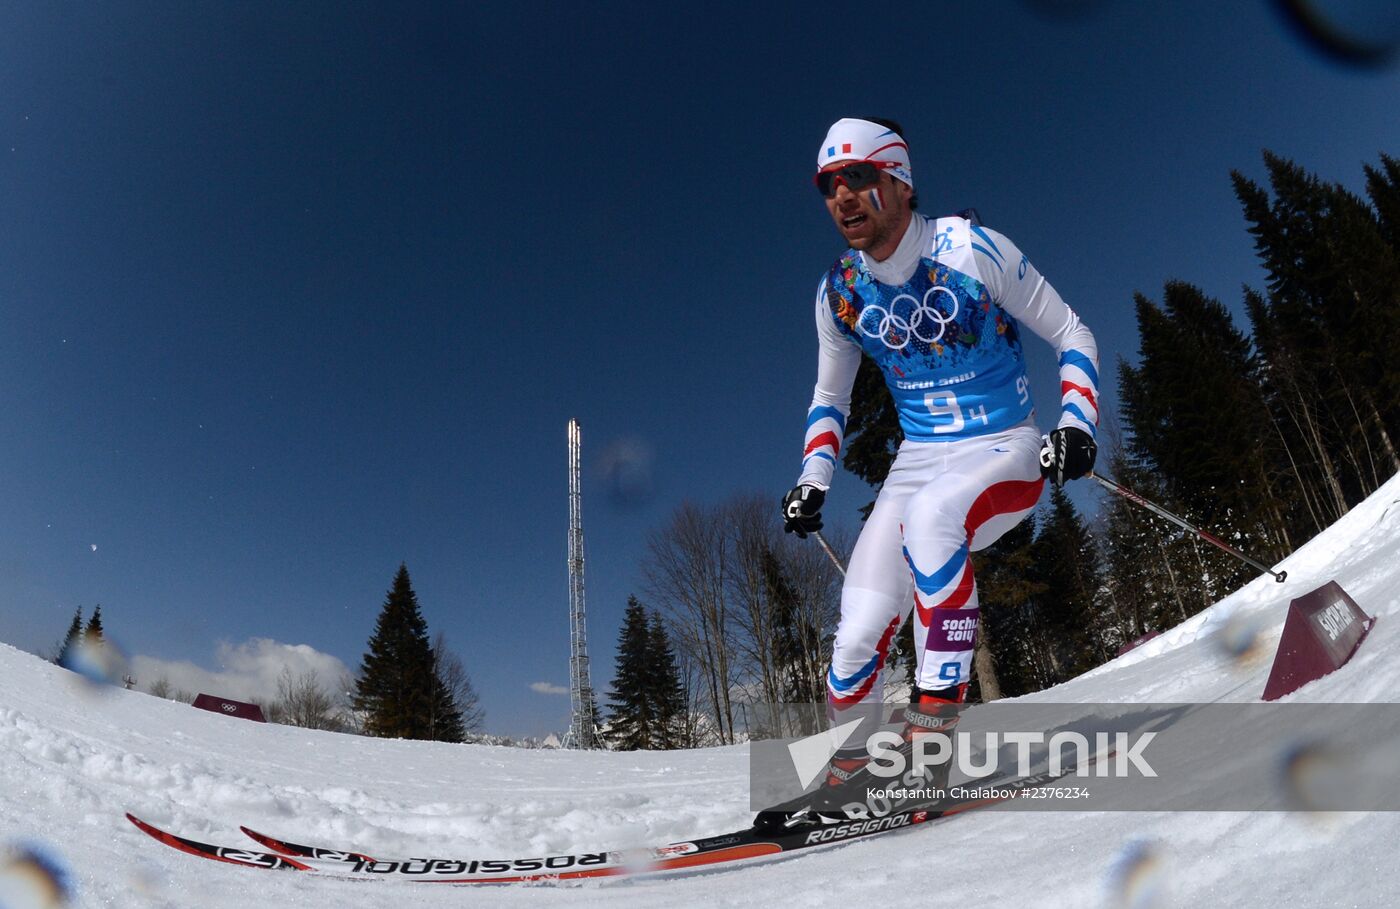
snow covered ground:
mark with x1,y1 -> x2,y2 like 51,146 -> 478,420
4,473 -> 1399,908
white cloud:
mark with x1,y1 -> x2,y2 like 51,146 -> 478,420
130,638 -> 353,705
529,681 -> 569,696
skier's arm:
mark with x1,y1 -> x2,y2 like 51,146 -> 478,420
796,277 -> 862,491
974,226 -> 1099,439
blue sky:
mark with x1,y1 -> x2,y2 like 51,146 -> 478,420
2,2 -> 1397,737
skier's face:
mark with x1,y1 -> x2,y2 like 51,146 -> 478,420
820,162 -> 912,259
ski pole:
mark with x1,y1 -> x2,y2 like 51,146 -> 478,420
1088,472 -> 1287,583
812,530 -> 847,577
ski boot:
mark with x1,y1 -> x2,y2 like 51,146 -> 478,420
893,685 -> 965,803
750,689 -> 968,833
751,750 -> 875,833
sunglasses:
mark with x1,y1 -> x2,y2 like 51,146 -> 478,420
814,160 -> 899,198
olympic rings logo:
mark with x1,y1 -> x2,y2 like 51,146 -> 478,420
856,286 -> 960,350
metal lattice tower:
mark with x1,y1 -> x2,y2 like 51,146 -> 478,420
563,418 -> 600,749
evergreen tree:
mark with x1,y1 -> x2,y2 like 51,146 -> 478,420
973,516 -> 1044,697
353,564 -> 457,741
1364,154 -> 1400,444
425,678 -> 465,742
1118,282 -> 1287,597
606,597 -> 657,750
1098,442 -> 1192,636
606,598 -> 688,750
1364,153 -> 1400,253
980,490 -> 1097,694
841,357 -> 903,518
432,631 -> 485,736
55,607 -> 84,665
1242,286 -> 1331,542
84,605 -> 105,642
1027,488 -> 1106,684
764,546 -> 824,705
1233,153 -> 1400,515
646,610 -> 687,749
426,652 -> 466,744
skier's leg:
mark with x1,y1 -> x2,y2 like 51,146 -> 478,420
903,426 -> 1044,699
756,460 -> 922,824
754,475 -> 916,830
825,458 -> 923,716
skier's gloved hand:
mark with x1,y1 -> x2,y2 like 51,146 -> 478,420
1039,427 -> 1097,486
781,484 -> 826,538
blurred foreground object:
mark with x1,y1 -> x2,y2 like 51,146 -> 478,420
57,636 -> 129,695
0,844 -> 72,909
1275,0 -> 1400,66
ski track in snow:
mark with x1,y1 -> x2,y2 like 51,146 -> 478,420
4,476 -> 1400,907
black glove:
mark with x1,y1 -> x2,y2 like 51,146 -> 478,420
781,484 -> 826,538
1039,427 -> 1097,486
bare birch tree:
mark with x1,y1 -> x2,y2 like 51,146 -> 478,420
644,494 -> 847,741
265,667 -> 347,731
643,501 -> 737,743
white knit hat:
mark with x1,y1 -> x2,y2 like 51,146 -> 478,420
817,118 -> 913,189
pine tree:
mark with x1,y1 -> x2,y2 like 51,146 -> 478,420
973,515 -> 1043,697
1118,283 -> 1287,597
426,653 -> 466,744
1027,488 -> 1105,684
84,605 -> 105,642
646,610 -> 687,749
432,631 -> 485,737
841,357 -> 903,518
1364,154 -> 1400,455
1233,153 -> 1400,517
1365,153 -> 1400,252
1099,442 -> 1179,636
606,597 -> 657,750
764,546 -> 825,705
605,599 -> 689,750
422,635 -> 466,742
55,607 -> 84,665
353,564 -> 456,741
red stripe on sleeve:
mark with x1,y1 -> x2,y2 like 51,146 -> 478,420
1060,380 -> 1099,413
804,430 -> 841,457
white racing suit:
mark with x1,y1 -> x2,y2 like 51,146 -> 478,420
796,214 -> 1099,710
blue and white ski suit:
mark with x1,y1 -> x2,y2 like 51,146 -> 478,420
797,214 -> 1099,707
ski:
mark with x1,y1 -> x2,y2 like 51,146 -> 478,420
128,753 -> 1105,885
238,826 -> 375,863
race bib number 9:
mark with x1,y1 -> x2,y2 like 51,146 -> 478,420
925,391 -> 989,435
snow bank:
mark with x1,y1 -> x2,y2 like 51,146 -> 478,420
3,473 -> 1399,907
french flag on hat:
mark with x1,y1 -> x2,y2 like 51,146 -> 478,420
818,118 -> 913,188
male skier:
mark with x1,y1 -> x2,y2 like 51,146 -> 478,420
778,117 -> 1099,817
